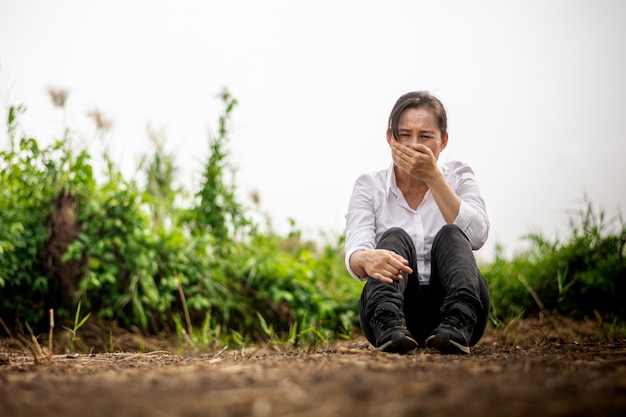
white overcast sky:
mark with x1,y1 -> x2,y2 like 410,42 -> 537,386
1,0 -> 625,261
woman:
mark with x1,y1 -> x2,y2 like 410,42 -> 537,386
344,91 -> 490,354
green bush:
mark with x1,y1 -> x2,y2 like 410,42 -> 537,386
67,172 -> 161,329
0,111 -> 95,325
484,198 -> 626,321
0,93 -> 363,347
233,229 -> 361,344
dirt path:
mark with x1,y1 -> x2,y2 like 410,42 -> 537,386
1,337 -> 626,417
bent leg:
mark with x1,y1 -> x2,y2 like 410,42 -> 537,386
358,227 -> 419,352
427,224 -> 490,351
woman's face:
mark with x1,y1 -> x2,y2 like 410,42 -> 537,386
388,107 -> 448,160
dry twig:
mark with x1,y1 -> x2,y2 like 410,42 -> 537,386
0,316 -> 13,338
177,274 -> 193,335
48,309 -> 55,362
25,322 -> 46,362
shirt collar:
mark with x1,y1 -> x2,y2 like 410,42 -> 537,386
385,162 -> 399,198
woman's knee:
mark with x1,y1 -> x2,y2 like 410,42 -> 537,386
377,227 -> 414,250
379,227 -> 411,242
377,227 -> 416,263
433,224 -> 469,249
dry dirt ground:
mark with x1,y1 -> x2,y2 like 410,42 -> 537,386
1,317 -> 626,417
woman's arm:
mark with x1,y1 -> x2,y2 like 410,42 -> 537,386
344,174 -> 412,283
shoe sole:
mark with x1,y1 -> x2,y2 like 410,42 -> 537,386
425,335 -> 470,355
377,335 -> 418,354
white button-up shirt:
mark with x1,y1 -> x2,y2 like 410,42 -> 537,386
344,160 -> 489,284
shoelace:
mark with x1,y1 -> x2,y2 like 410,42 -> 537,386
442,314 -> 466,329
374,310 -> 403,330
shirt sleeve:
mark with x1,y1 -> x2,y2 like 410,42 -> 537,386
449,161 -> 490,250
344,174 -> 377,281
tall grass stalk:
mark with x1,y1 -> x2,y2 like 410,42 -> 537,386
48,308 -> 54,361
64,301 -> 91,353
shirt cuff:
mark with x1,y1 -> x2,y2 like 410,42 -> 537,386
453,200 -> 473,231
345,247 -> 369,282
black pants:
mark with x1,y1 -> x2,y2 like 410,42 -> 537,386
358,225 -> 490,346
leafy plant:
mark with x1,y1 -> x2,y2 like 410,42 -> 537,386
484,196 -> 626,321
64,301 -> 91,353
233,227 -> 361,345
0,111 -> 95,326
185,88 -> 253,244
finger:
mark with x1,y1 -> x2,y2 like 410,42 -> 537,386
383,262 -> 403,276
397,263 -> 413,274
392,146 -> 407,162
395,148 -> 412,162
388,267 -> 404,282
375,272 -> 394,285
389,254 -> 413,273
388,264 -> 411,277
376,265 -> 402,283
410,143 -> 428,153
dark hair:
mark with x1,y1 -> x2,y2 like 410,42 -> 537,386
388,91 -> 448,140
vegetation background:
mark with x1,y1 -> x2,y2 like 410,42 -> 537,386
1,91 -> 625,352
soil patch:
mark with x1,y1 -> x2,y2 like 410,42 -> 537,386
1,318 -> 625,417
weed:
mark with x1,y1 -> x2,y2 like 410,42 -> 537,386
64,301 -> 91,353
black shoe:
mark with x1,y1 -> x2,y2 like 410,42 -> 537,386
425,314 -> 473,355
371,308 -> 418,354
377,329 -> 419,353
